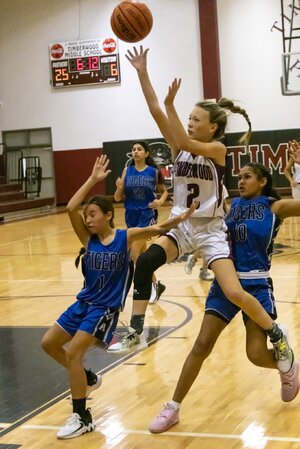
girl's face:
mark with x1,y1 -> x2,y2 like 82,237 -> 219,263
187,107 -> 218,142
131,143 -> 149,162
84,204 -> 111,233
238,166 -> 267,198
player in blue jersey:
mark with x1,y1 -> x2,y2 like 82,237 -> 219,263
149,162 -> 300,433
108,46 -> 292,361
114,140 -> 168,303
41,154 -> 198,440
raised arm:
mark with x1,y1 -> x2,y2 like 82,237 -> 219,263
126,46 -> 180,161
66,155 -> 111,245
283,157 -> 297,187
114,168 -> 126,202
164,78 -> 226,165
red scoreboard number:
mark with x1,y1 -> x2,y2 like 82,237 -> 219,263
52,55 -> 120,87
50,39 -> 120,88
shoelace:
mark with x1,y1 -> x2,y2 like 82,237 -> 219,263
156,403 -> 177,420
275,341 -> 289,360
121,332 -> 137,343
65,413 -> 82,426
111,319 -> 130,339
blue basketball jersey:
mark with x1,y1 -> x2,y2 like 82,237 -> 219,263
77,229 -> 133,310
124,165 -> 157,210
226,195 -> 282,273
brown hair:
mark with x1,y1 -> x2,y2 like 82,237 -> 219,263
195,98 -> 252,146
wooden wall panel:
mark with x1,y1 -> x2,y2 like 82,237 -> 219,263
53,148 -> 105,205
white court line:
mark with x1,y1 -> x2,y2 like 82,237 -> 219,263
0,228 -> 70,248
0,423 -> 12,428
20,425 -> 300,443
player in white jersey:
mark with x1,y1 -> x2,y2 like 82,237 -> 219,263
284,139 -> 300,199
184,186 -> 230,280
107,46 -> 293,366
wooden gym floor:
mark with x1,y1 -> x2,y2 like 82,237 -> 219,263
0,204 -> 300,449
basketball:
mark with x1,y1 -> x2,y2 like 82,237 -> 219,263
110,2 -> 153,43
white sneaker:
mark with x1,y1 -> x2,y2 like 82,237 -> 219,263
199,268 -> 214,281
57,410 -> 95,439
86,373 -> 102,397
185,254 -> 196,274
149,283 -> 157,303
149,281 -> 166,304
69,371 -> 102,404
107,327 -> 148,354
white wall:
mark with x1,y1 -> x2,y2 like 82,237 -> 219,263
0,0 -> 298,152
0,0 -> 202,150
217,0 -> 300,132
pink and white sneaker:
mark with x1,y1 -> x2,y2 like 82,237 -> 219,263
149,402 -> 179,433
280,360 -> 300,402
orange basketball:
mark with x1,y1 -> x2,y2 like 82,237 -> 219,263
110,1 -> 153,43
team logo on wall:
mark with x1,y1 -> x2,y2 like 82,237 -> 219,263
125,141 -> 173,191
149,142 -> 173,191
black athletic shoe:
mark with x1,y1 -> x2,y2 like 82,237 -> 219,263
149,281 -> 166,304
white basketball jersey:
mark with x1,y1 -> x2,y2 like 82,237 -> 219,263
171,151 -> 225,218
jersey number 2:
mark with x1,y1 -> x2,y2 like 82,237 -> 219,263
187,183 -> 200,207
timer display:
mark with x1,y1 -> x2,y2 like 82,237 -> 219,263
49,38 -> 120,88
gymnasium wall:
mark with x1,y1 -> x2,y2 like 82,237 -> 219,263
0,0 -> 202,149
0,0 -> 299,204
53,148 -> 104,205
217,0 -> 299,133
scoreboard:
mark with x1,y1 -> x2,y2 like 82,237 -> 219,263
49,38 -> 120,88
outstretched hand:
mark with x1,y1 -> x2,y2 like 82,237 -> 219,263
90,155 -> 111,182
115,176 -> 124,190
126,45 -> 149,72
164,78 -> 182,107
289,140 -> 300,164
178,201 -> 200,222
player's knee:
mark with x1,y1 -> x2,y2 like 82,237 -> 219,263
41,334 -> 53,354
191,335 -> 214,360
65,346 -> 82,364
133,244 -> 167,300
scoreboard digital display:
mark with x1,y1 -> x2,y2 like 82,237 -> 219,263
49,38 -> 120,88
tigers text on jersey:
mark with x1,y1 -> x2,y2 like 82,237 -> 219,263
77,230 -> 133,310
226,195 -> 282,274
172,151 -> 225,218
124,165 -> 157,211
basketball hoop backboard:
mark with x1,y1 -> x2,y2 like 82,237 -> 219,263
281,51 -> 300,96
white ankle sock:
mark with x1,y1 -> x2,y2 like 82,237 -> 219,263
169,400 -> 181,410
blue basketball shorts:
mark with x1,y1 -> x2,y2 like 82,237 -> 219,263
56,300 -> 119,344
205,278 -> 277,323
125,208 -> 158,228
